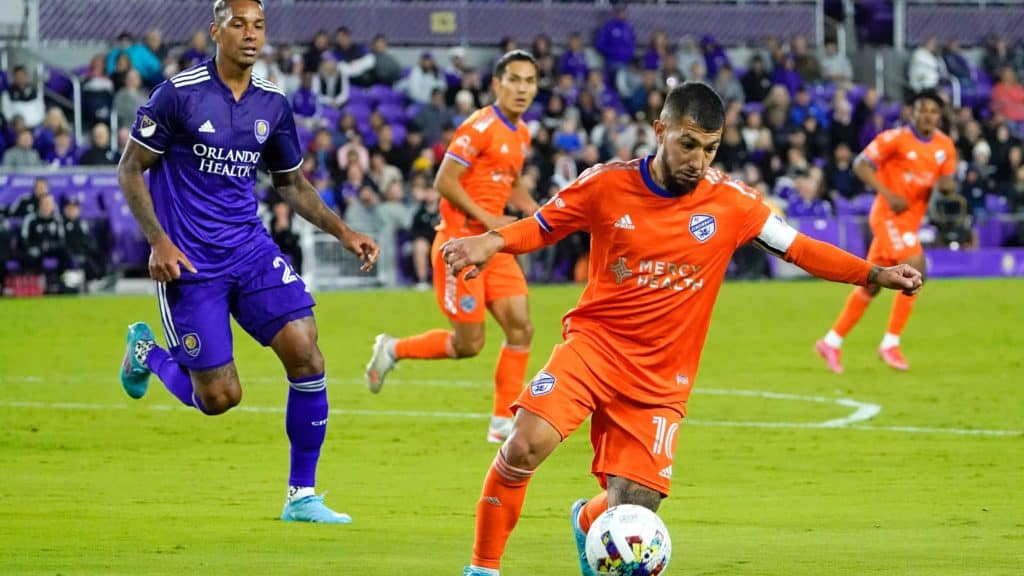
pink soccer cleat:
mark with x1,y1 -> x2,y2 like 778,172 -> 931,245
815,340 -> 844,374
878,346 -> 909,371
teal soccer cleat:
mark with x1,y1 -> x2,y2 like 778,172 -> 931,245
120,322 -> 156,399
280,495 -> 352,524
570,498 -> 597,576
462,567 -> 498,576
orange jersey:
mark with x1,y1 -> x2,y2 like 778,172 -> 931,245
440,104 -> 531,237
532,157 -> 773,405
862,126 -> 957,227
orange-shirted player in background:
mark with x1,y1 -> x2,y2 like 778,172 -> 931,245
443,83 -> 922,576
816,89 -> 957,373
365,50 -> 541,443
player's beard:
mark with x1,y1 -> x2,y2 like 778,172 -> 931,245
660,154 -> 699,196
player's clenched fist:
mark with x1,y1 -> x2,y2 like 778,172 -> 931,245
441,231 -> 507,279
868,263 -> 924,296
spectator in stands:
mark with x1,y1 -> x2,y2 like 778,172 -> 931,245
553,115 -> 586,155
181,30 -> 211,70
376,180 -> 412,288
700,34 -> 730,80
716,123 -> 748,173
338,161 -> 374,209
956,118 -> 985,161
558,32 -> 588,84
1,65 -> 45,128
373,123 -> 415,178
644,30 -> 671,73
46,129 -> 77,168
741,55 -> 772,103
302,30 -> 330,76
309,127 -> 339,183
292,72 -> 319,121
942,40 -> 974,91
589,106 -> 620,160
982,35 -> 1013,79
452,89 -> 476,127
81,55 -> 115,131
313,52 -> 374,110
990,67 -> 1024,135
333,27 -> 365,64
789,85 -> 827,127
992,125 -> 1021,187
787,167 -> 831,218
343,183 -> 382,236
19,194 -> 66,274
575,89 -> 601,136
790,34 -> 821,84
367,34 -> 402,87
713,64 -> 745,106
253,44 -> 281,82
446,46 -> 476,98
337,132 -> 370,172
829,98 -> 859,152
414,88 -> 454,146
7,178 -> 49,217
908,37 -> 946,94
110,52 -> 133,92
279,54 -> 303,96
819,39 -> 853,86
34,107 -> 70,160
113,69 -> 148,133
400,52 -> 448,105
824,142 -> 862,200
615,58 -> 643,103
771,56 -> 803,95
408,183 -> 440,290
741,109 -> 773,158
674,36 -> 703,81
585,68 -> 620,110
2,128 -> 43,169
78,122 -> 117,166
106,31 -> 161,87
594,2 -> 636,81
368,151 -> 402,194
852,86 -> 880,134
270,203 -> 303,275
61,197 -> 103,281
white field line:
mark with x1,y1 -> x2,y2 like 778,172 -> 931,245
0,376 -> 1020,436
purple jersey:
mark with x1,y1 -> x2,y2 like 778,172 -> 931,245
130,59 -> 302,279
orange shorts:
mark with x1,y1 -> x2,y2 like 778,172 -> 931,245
513,339 -> 686,496
431,232 -> 529,323
868,217 -> 924,265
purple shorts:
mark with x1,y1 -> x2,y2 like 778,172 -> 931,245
156,246 -> 315,370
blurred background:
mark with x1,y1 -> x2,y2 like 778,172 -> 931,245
1,0 -> 1023,297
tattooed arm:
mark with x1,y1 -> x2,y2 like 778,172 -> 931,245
271,168 -> 379,270
118,139 -> 197,281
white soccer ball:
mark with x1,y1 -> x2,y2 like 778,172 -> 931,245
585,504 -> 672,575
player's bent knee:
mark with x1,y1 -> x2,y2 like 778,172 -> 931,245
452,335 -> 485,358
196,387 -> 241,415
501,433 -> 548,470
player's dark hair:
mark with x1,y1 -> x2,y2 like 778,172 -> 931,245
493,49 -> 538,80
911,88 -> 945,109
660,82 -> 725,132
213,0 -> 263,24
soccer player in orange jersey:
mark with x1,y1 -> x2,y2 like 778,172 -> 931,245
365,50 -> 541,443
815,89 -> 957,373
442,82 -> 922,576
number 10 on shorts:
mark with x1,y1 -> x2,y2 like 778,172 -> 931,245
651,416 -> 679,459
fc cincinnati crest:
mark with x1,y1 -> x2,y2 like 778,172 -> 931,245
182,333 -> 202,357
689,213 -> 716,243
529,372 -> 556,397
254,119 -> 269,144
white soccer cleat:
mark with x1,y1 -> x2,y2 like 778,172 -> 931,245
365,333 -> 398,394
487,416 -> 514,444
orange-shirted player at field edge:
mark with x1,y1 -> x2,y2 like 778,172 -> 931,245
816,89 -> 957,373
364,50 -> 541,443
442,82 -> 923,576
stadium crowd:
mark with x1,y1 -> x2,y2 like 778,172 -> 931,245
3,8 -> 1024,293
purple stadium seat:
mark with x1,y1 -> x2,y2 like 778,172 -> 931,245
389,122 -> 407,145
742,101 -> 763,117
839,215 -> 867,256
345,102 -> 372,124
984,194 -> 1010,214
851,193 -> 875,215
793,217 -> 841,245
319,105 -> 341,128
832,195 -> 854,216
295,122 -> 314,153
846,84 -> 868,107
376,102 -> 405,123
404,102 -> 422,121
975,219 -> 1004,247
0,70 -> 7,92
367,84 -> 403,105
45,66 -> 73,99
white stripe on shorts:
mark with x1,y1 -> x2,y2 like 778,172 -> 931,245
157,282 -> 179,347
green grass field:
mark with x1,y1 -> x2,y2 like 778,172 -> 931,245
1,279 -> 1022,575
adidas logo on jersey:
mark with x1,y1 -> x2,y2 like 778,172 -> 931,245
198,120 -> 216,134
500,143 -> 509,154
614,214 -> 635,230
658,465 -> 673,479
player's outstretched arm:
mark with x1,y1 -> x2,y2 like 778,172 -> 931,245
440,230 -> 506,280
272,168 -> 379,271
854,154 -> 907,214
118,139 -> 197,282
754,215 -> 922,295
435,155 -> 515,230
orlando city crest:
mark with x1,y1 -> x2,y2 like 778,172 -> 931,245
689,213 -> 717,243
182,333 -> 202,357
254,119 -> 269,144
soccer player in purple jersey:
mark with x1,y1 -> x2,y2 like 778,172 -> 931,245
116,0 -> 379,524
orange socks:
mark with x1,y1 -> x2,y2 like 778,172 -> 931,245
493,344 -> 529,418
887,291 -> 917,336
577,491 -> 609,533
394,329 -> 455,359
472,447 -> 535,570
833,286 -> 874,338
